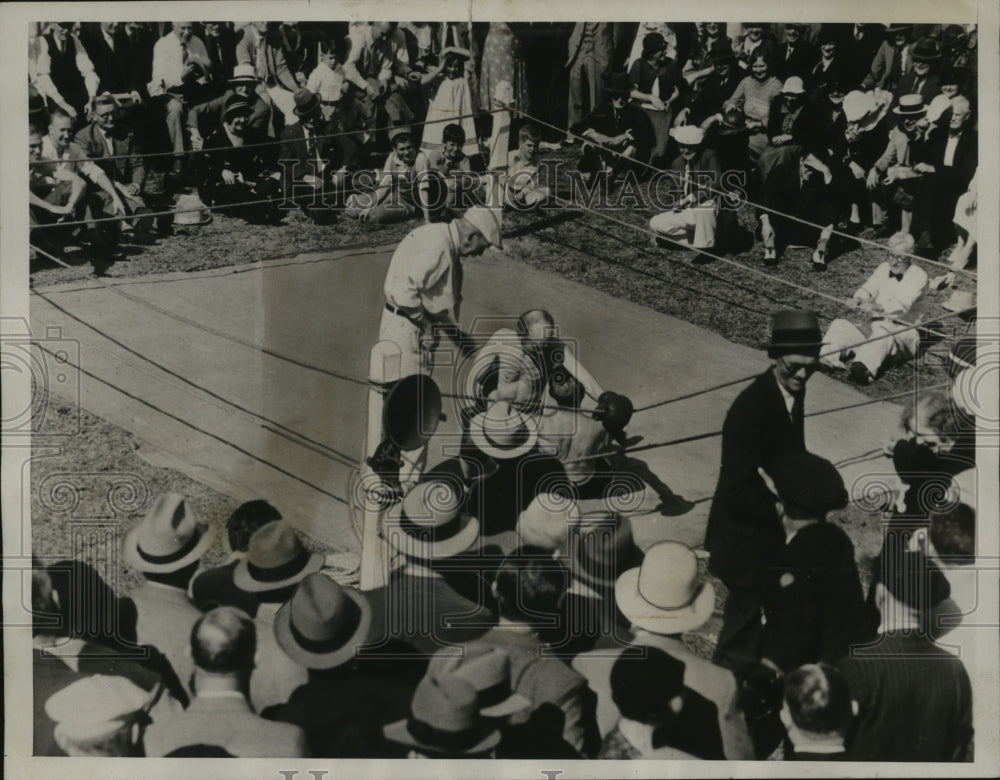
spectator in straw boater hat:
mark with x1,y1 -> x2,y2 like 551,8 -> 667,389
704,310 -> 822,677
124,492 -> 215,692
573,540 -> 754,759
365,479 -> 495,656
261,573 -> 418,757
231,520 -> 323,711
866,94 -> 929,239
384,673 -> 501,757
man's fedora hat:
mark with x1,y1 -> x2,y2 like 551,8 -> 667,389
427,644 -> 531,718
603,71 -> 631,97
292,87 -> 321,117
228,64 -> 259,84
45,674 -> 154,743
123,492 -> 216,574
615,541 -> 715,635
569,513 -> 643,590
941,289 -> 975,314
461,206 -> 503,248
385,480 -> 480,559
232,521 -> 324,593
274,573 -> 373,669
709,39 -> 736,62
469,401 -> 538,459
384,674 -> 501,755
886,24 -> 914,36
911,38 -> 943,62
762,309 -> 825,350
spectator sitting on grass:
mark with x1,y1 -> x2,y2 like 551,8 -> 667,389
425,123 -> 477,216
506,123 -> 550,210
188,64 -> 275,148
30,125 -> 87,260
820,231 -> 928,386
199,93 -> 282,224
345,127 -> 433,224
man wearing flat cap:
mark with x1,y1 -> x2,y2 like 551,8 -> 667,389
757,451 -> 872,674
379,206 -> 503,377
705,310 -> 823,675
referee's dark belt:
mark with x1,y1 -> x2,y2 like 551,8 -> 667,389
385,302 -> 423,327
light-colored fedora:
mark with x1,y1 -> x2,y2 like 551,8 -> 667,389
173,192 -> 212,227
384,480 -> 480,559
232,521 -> 324,593
123,492 -> 216,574
615,540 -> 715,635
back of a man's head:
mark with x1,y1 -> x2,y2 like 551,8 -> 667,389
610,647 -> 685,725
493,548 -> 568,623
783,663 -> 853,738
226,499 -> 282,554
517,309 -> 556,342
191,606 -> 256,675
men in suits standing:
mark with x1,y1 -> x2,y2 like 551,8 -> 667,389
566,23 -> 615,131
78,22 -> 143,99
894,38 -> 943,104
123,493 -> 216,697
704,310 -> 823,675
862,24 -> 913,94
757,451 -> 873,673
837,23 -> 885,88
144,607 -> 308,757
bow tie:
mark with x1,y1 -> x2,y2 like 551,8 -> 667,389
889,272 -> 905,282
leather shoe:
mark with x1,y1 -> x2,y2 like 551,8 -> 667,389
848,361 -> 873,385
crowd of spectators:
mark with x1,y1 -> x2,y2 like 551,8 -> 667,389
29,23 -> 977,277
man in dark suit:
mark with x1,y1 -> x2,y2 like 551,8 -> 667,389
684,40 -> 741,126
275,88 -> 358,223
894,38 -> 943,104
833,23 -> 885,88
758,451 -> 874,673
838,550 -> 973,761
199,93 -> 281,223
72,94 -> 154,233
913,94 -> 977,253
79,22 -> 139,97
774,24 -> 818,82
262,574 -> 416,757
571,72 -> 655,183
705,310 -> 823,675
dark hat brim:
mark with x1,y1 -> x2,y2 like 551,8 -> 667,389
273,586 -> 373,669
293,94 -> 322,116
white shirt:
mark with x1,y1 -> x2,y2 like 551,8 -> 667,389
855,261 -> 929,317
944,133 -> 961,167
103,29 -> 115,52
383,221 -> 462,316
306,61 -> 346,102
149,32 -> 211,96
34,33 -> 99,102
40,135 -> 102,182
